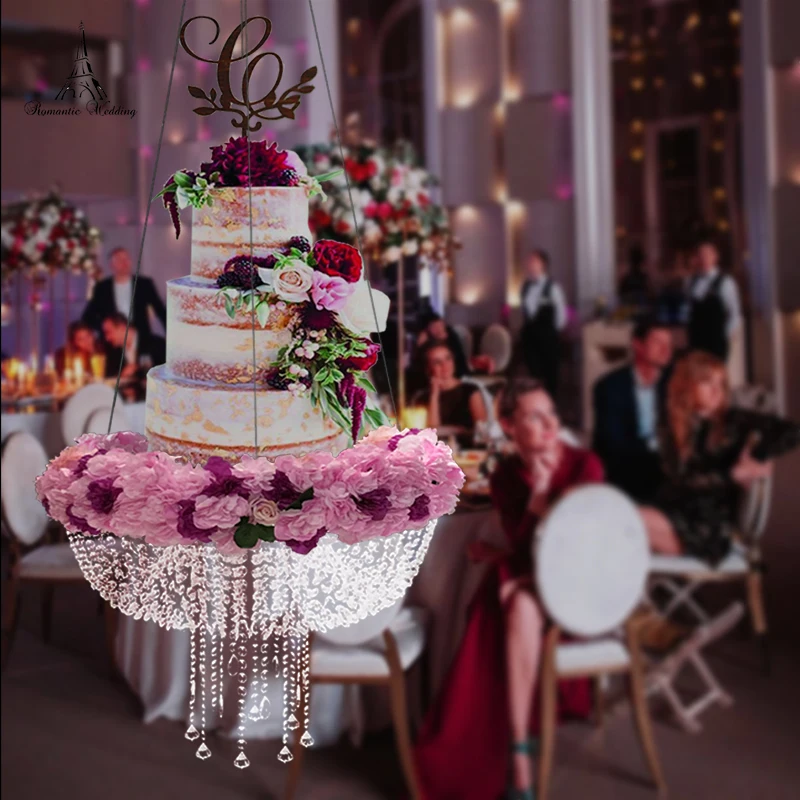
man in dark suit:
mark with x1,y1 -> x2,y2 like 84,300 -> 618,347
83,247 -> 166,342
592,317 -> 674,503
101,312 -> 166,380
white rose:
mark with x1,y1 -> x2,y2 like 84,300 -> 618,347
250,498 -> 280,526
383,245 -> 402,264
272,261 -> 314,303
402,238 -> 419,256
387,186 -> 403,206
337,281 -> 390,334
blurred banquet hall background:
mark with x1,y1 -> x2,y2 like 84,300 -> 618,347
2,1 -> 800,799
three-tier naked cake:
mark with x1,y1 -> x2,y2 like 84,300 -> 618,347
145,185 -> 348,462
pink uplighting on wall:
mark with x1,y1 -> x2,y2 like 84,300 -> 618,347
137,57 -> 151,73
139,145 -> 153,159
555,182 -> 573,200
135,0 -> 151,7
552,93 -> 571,112
116,214 -> 130,226
295,40 -> 308,56
196,61 -> 209,75
198,124 -> 212,142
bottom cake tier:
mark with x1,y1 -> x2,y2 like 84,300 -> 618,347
145,365 -> 348,462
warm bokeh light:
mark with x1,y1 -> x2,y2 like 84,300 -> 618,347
691,72 -> 706,89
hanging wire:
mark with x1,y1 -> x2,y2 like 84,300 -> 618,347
241,0 -> 260,452
107,0 -> 188,434
308,0 -> 399,423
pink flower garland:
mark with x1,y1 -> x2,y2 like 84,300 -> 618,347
35,428 -> 465,555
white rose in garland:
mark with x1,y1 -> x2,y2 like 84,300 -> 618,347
271,260 -> 314,304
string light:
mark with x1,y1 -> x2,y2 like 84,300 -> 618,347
717,219 -> 730,232
630,147 -> 644,162
630,77 -> 645,91
630,119 -> 644,134
346,18 -> 361,36
616,226 -> 627,238
630,51 -> 645,64
713,109 -> 726,122
654,76 -> 665,88
713,187 -> 727,201
685,12 -> 701,31
691,72 -> 706,89
729,10 -> 742,26
711,139 -> 725,152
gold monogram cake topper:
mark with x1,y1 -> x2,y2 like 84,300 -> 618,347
179,16 -> 316,132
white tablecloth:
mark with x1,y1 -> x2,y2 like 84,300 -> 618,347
115,506 -> 501,744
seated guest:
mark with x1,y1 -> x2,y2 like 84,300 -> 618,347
101,312 -> 166,379
411,310 -> 470,384
641,352 -> 800,563
592,317 -> 674,503
83,247 -> 166,341
520,249 -> 567,398
55,321 -> 99,375
414,379 -> 603,800
412,342 -> 487,447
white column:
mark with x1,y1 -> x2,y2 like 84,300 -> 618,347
570,0 -> 615,314
305,0 -> 340,144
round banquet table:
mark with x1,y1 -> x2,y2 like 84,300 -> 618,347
114,502 -> 503,744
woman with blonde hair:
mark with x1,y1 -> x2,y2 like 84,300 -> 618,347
641,351 -> 800,563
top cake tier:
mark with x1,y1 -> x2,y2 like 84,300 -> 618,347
191,187 -> 311,281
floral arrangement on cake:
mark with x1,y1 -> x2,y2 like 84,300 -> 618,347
36,428 -> 465,554
1,190 -> 101,283
158,137 -> 341,239
294,140 -> 456,270
214,237 -> 390,443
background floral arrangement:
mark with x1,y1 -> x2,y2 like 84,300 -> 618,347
0,189 -> 101,283
214,237 -> 390,443
294,140 -> 457,270
36,429 -> 465,555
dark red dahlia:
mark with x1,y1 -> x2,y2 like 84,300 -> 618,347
263,368 -> 290,390
200,137 -> 291,188
300,305 -> 336,331
311,240 -> 363,283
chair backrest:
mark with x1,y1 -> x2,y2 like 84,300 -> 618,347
84,406 -> 131,435
535,484 -> 649,638
315,596 -> 405,647
1,432 -> 51,547
452,324 -> 474,360
480,324 -> 513,373
462,378 -> 504,441
61,383 -> 117,445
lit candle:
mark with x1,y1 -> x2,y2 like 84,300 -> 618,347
74,358 -> 85,385
30,354 -> 38,375
44,355 -> 55,375
18,363 -> 27,390
401,405 -> 429,430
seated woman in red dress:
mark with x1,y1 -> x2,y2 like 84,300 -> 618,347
414,378 -> 604,800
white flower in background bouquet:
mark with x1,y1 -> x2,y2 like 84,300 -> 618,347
295,140 -> 457,271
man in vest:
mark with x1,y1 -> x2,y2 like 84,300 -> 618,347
520,249 -> 567,397
687,237 -> 742,361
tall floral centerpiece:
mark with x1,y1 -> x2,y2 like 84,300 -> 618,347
0,190 -> 101,367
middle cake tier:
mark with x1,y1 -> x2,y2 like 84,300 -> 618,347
167,277 -> 292,383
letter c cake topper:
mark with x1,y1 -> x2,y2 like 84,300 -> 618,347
179,16 -> 316,132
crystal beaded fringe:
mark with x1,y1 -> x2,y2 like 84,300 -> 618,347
68,523 -> 436,764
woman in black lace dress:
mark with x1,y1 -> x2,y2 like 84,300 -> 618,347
641,352 -> 800,564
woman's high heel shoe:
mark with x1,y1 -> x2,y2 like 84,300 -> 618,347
506,738 -> 538,800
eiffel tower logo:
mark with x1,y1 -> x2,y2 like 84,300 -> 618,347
55,21 -> 108,105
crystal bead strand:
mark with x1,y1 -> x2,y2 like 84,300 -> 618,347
184,625 -> 200,744
299,626 -> 313,748
233,555 -> 250,769
277,606 -> 293,763
196,626 -> 211,760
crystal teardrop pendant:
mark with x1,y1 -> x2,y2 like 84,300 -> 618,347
287,713 -> 300,730
234,752 -> 250,770
196,742 -> 212,760
300,731 -> 314,748
184,724 -> 200,741
277,745 -> 293,763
